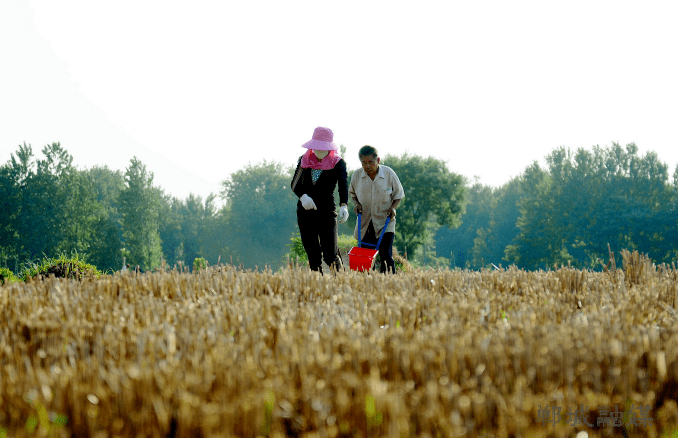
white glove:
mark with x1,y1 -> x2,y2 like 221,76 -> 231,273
300,194 -> 317,210
338,205 -> 349,223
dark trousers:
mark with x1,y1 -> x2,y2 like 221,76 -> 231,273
361,220 -> 396,274
297,208 -> 342,272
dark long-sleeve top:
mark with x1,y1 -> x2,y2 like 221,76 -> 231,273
291,156 -> 348,212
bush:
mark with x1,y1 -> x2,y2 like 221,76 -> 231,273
20,255 -> 101,282
288,234 -> 308,264
193,257 -> 209,272
372,248 -> 413,273
0,267 -> 18,285
394,254 -> 413,273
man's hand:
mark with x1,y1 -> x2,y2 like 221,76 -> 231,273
300,194 -> 317,210
354,204 -> 363,215
387,199 -> 400,219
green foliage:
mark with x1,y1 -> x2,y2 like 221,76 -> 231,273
382,154 -> 465,264
1,143 -> 101,261
160,193 -> 222,268
288,234 -> 308,264
19,255 -> 101,282
0,267 -> 18,285
84,166 -> 125,272
3,141 -> 678,274
220,161 -> 298,269
119,157 -> 164,271
437,176 -> 523,270
436,177 -> 493,269
476,178 -> 522,266
337,234 -> 358,250
506,143 -> 677,269
0,144 -> 115,272
393,255 -> 413,273
193,257 -> 208,271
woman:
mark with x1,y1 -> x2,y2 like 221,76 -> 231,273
291,127 -> 349,273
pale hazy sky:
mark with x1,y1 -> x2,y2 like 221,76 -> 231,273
2,0 -> 677,201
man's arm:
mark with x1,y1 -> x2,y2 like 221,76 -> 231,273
387,198 -> 401,218
348,171 -> 362,214
352,200 -> 362,214
387,167 -> 404,218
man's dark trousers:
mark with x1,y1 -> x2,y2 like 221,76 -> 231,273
361,220 -> 396,274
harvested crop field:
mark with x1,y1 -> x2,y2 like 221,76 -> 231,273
2,252 -> 678,437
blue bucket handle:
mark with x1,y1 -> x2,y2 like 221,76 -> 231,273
357,213 -> 391,251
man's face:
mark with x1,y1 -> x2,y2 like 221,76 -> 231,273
360,154 -> 379,175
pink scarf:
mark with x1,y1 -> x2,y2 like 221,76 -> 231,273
300,149 -> 342,170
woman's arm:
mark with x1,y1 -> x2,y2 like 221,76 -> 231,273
337,159 -> 349,206
291,157 -> 305,198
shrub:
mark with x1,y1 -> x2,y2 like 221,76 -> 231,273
193,257 -> 209,272
20,255 -> 101,282
0,267 -> 18,285
393,253 -> 413,273
288,234 -> 308,264
372,248 -> 413,273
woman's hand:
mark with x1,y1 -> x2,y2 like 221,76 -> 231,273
300,194 -> 317,210
353,204 -> 363,215
338,205 -> 349,223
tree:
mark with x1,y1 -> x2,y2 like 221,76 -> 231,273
506,143 -> 677,270
15,143 -> 73,258
475,177 -> 523,267
119,157 -> 163,270
0,145 -> 31,259
0,144 -> 35,262
12,143 -> 101,260
436,178 -> 494,269
383,154 -> 465,262
157,193 -> 225,269
85,166 -> 125,272
0,143 -> 103,268
59,169 -> 101,257
157,195 -> 185,268
200,197 -> 230,266
504,161 -> 557,270
220,161 -> 298,269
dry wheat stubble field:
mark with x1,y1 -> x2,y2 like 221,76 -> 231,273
2,251 -> 678,437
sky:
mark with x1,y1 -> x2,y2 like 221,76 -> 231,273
2,0 -> 678,202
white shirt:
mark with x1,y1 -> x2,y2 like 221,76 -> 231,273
349,165 -> 405,240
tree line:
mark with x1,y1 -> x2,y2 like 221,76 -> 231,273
1,141 -> 676,273
437,142 -> 678,270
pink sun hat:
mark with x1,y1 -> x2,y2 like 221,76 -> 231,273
301,126 -> 338,151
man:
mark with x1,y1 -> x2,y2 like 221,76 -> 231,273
349,145 -> 405,273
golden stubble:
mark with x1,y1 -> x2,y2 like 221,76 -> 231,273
1,256 -> 678,437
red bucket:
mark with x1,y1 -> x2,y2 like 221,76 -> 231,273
348,246 -> 378,271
